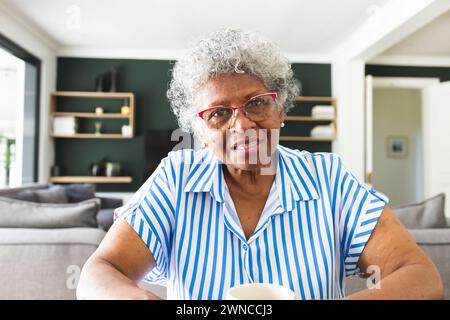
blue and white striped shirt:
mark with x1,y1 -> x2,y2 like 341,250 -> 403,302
115,145 -> 389,300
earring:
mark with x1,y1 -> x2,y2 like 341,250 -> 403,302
281,122 -> 285,128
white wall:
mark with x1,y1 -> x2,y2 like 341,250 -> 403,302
0,5 -> 57,183
372,88 -> 423,207
331,59 -> 366,179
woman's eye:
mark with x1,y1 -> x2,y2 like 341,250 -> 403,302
247,98 -> 264,107
209,108 -> 231,119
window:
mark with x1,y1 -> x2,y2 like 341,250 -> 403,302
0,33 -> 40,187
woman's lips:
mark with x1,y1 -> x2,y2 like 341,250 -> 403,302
231,139 -> 262,154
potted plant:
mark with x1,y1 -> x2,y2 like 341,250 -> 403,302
0,135 -> 16,186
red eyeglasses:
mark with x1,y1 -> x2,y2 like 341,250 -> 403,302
198,92 -> 279,129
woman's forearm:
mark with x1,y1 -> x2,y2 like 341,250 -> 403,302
76,257 -> 161,300
345,263 -> 444,300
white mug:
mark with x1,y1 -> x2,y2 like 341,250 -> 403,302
226,283 -> 295,300
121,125 -> 132,136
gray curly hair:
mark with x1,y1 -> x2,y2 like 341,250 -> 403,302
167,28 -> 300,134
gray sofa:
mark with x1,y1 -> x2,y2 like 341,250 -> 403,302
0,184 -> 448,299
0,183 -> 122,299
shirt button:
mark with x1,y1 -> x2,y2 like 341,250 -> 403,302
242,244 -> 248,251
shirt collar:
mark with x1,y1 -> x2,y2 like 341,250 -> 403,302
276,145 -> 320,211
183,148 -> 224,203
183,145 -> 320,209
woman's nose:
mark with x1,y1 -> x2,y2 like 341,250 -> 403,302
228,109 -> 256,130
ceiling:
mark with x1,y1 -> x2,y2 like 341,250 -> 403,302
1,0 -> 391,58
381,9 -> 450,57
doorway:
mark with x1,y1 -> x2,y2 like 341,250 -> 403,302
373,86 -> 423,207
365,77 -> 440,208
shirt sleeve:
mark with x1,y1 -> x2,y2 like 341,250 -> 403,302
334,155 -> 390,277
114,153 -> 177,284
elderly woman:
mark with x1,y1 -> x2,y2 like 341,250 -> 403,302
77,29 -> 443,300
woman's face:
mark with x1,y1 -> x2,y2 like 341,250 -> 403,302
194,73 -> 284,171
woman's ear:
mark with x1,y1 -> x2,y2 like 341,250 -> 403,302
279,105 -> 285,124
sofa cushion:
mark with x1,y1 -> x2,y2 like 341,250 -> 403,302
34,186 -> 69,204
0,183 -> 48,197
0,227 -> 106,245
64,183 -> 96,203
5,190 -> 37,202
408,228 -> 450,244
0,197 -> 99,228
99,196 -> 123,209
392,193 -> 446,229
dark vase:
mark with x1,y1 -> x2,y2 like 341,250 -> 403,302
95,76 -> 104,92
50,165 -> 61,176
109,67 -> 117,92
91,163 -> 105,176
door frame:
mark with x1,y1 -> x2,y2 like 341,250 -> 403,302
365,76 -> 440,202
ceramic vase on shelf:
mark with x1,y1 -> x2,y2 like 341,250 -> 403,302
105,162 -> 122,177
121,125 -> 132,136
121,98 -> 130,115
94,122 -> 102,135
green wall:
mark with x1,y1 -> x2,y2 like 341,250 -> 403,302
292,63 -> 331,96
56,58 -> 331,191
286,63 -> 332,153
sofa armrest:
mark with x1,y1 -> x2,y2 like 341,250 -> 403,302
409,228 -> 450,245
0,227 -> 106,299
